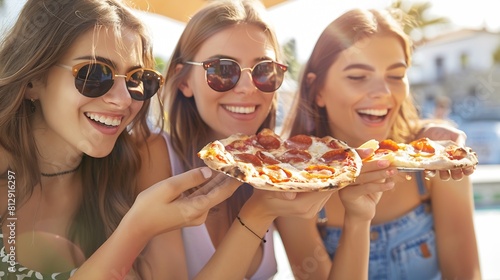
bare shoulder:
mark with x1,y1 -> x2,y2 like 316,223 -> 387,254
136,133 -> 172,194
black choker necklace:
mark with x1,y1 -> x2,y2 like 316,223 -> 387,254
41,164 -> 80,177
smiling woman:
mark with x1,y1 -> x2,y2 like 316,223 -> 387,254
0,0 -> 249,279
0,0 -> 165,277
281,8 -> 481,280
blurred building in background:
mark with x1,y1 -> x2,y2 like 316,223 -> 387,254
409,28 -> 500,178
409,28 -> 500,123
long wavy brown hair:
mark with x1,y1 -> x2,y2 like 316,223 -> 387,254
162,0 -> 281,223
282,9 -> 421,143
0,0 -> 161,276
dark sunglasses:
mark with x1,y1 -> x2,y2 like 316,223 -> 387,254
185,58 -> 288,93
57,62 -> 164,101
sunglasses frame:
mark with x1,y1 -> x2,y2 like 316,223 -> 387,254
185,58 -> 288,93
57,61 -> 164,101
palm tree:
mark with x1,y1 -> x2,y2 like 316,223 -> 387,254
282,38 -> 300,81
493,45 -> 500,65
389,0 -> 449,42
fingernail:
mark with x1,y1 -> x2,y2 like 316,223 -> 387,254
386,181 -> 395,189
386,168 -> 396,176
200,167 -> 212,179
378,160 -> 390,168
284,192 -> 296,200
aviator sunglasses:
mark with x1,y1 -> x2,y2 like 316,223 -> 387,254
57,61 -> 164,100
185,58 -> 288,93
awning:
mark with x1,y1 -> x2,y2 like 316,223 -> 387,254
125,0 -> 288,22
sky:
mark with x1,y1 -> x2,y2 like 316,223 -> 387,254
2,0 -> 500,61
132,0 -> 500,62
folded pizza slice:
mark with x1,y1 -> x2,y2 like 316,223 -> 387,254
363,138 -> 478,170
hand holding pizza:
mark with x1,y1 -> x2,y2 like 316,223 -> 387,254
129,168 -> 241,237
361,137 -> 478,183
417,122 -> 475,180
338,149 -> 396,222
245,188 -> 335,220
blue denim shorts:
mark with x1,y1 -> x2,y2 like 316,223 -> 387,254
322,203 -> 441,280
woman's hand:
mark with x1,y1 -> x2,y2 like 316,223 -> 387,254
129,168 -> 241,237
248,188 -> 335,220
417,123 -> 475,180
418,122 -> 466,146
339,148 -> 396,222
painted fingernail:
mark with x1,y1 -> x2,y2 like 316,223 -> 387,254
283,192 -> 296,200
386,168 -> 396,176
200,167 -> 212,179
378,160 -> 390,167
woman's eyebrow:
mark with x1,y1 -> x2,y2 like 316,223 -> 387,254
343,62 -> 407,71
205,55 -> 274,64
73,55 -> 142,70
387,62 -> 408,70
343,64 -> 374,71
74,55 -> 114,66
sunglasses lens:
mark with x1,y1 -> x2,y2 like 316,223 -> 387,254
252,61 -> 286,92
205,60 -> 240,92
126,69 -> 161,100
75,63 -> 114,97
73,63 -> 161,100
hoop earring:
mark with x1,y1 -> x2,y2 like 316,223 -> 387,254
30,98 -> 36,113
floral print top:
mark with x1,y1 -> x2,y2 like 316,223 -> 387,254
0,231 -> 77,279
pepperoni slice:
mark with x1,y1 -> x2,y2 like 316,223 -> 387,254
326,139 -> 344,149
279,149 -> 312,163
234,153 -> 263,167
256,151 -> 281,165
256,134 -> 281,150
410,138 -> 435,154
226,139 -> 254,152
446,146 -> 467,160
320,149 -> 348,163
378,139 -> 399,152
285,134 -> 312,150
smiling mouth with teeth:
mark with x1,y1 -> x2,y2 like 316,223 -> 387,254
357,108 -> 389,121
85,112 -> 122,127
223,105 -> 257,114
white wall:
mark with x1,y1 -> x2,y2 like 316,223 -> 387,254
409,31 -> 500,84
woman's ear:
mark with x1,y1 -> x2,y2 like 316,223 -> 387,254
24,81 -> 39,100
306,72 -> 316,87
175,64 -> 193,98
307,72 -> 325,108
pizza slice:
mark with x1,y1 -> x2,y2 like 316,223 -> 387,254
362,138 -> 479,170
198,129 -> 362,192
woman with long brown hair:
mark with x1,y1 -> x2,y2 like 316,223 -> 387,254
0,0 -> 245,279
161,1 -> 399,279
282,8 -> 480,280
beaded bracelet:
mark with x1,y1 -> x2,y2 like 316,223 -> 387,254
236,216 -> 269,243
